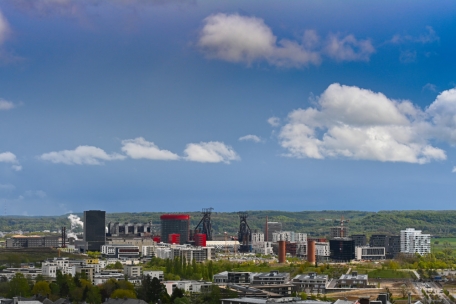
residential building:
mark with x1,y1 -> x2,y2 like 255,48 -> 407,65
336,272 -> 368,288
251,271 -> 290,285
143,270 -> 164,281
124,265 -> 142,278
291,273 -> 328,293
315,242 -> 330,258
400,228 -> 431,255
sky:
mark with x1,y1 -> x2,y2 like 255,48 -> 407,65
0,0 -> 456,215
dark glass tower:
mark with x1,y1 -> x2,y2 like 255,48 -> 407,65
83,210 -> 106,251
160,214 -> 189,245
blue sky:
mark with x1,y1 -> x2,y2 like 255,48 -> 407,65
0,0 -> 456,215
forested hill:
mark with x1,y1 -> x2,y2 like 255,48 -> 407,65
0,210 -> 455,238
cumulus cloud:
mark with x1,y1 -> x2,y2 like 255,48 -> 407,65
40,145 -> 126,165
184,141 -> 240,164
198,13 -> 376,67
0,99 -> 14,110
121,137 -> 180,160
198,13 -> 321,68
239,135 -> 262,143
278,83 -> 451,164
324,34 -> 375,62
0,152 -> 22,171
268,117 -> 280,127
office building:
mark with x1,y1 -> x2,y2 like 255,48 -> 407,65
355,246 -> 386,260
350,234 -> 367,247
329,238 -> 355,261
160,214 -> 190,245
83,210 -> 106,251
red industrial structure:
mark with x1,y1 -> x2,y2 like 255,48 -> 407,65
194,233 -> 207,247
278,240 -> 286,263
153,236 -> 161,243
307,239 -> 316,264
168,233 -> 180,244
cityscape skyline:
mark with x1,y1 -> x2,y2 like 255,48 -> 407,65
0,1 -> 456,215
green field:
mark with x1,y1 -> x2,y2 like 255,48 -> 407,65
432,237 -> 456,257
367,269 -> 414,279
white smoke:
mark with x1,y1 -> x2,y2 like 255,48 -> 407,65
67,214 -> 83,239
68,214 -> 83,229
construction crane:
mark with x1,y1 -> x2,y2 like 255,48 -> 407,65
194,208 -> 214,241
321,216 -> 350,238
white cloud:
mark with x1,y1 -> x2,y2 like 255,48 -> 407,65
452,167 -> 456,173
390,26 -> 439,44
0,10 -> 11,45
198,13 -> 321,68
239,135 -> 262,143
267,116 -> 280,127
426,88 -> 456,144
422,83 -> 437,92
121,137 -> 180,160
0,183 -> 15,191
324,34 -> 375,62
0,151 -> 22,171
278,83 -> 448,164
40,145 -> 126,165
0,99 -> 14,110
184,141 -> 240,164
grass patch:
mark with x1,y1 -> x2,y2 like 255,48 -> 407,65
0,248 -> 81,265
432,237 -> 456,257
368,269 -> 413,279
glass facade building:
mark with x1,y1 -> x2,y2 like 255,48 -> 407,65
160,214 -> 189,245
84,210 -> 106,251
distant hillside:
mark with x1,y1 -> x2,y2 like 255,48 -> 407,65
1,210 -> 455,238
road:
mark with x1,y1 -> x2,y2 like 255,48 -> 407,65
414,281 -> 451,304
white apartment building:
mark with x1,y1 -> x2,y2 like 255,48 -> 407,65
272,232 -> 307,243
251,233 -> 264,243
315,242 -> 330,257
400,228 -> 431,255
251,241 -> 273,255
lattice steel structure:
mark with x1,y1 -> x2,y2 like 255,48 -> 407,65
194,208 -> 214,241
238,212 -> 252,252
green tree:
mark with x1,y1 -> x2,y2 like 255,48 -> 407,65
111,289 -> 137,299
32,281 -> 51,296
170,287 -> 184,302
7,273 -> 31,298
86,285 -> 102,304
137,276 -> 167,303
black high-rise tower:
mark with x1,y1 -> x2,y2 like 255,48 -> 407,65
83,210 -> 106,251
